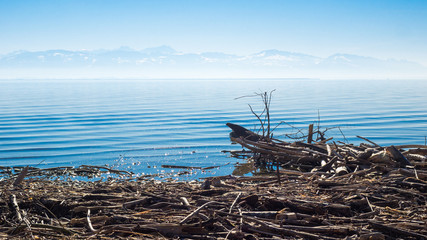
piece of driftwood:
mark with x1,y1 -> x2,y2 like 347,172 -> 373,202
386,145 -> 412,167
307,123 -> 314,144
13,166 -> 29,186
226,122 -> 261,142
226,123 -> 426,176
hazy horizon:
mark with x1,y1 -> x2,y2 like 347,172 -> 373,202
1,45 -> 427,79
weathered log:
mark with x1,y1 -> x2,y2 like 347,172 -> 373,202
386,145 -> 412,167
368,220 -> 427,239
307,124 -> 314,144
226,123 -> 260,141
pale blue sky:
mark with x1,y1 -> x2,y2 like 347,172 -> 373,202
1,0 -> 427,65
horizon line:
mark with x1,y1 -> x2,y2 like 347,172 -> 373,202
1,77 -> 426,81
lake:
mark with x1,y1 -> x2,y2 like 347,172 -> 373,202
1,79 -> 426,179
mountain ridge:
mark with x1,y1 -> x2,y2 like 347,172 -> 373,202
1,46 -> 426,79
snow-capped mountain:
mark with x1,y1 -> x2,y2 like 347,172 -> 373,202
0,46 -> 426,79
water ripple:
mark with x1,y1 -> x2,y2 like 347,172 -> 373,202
1,79 -> 426,176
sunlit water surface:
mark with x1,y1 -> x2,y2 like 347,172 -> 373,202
1,79 -> 426,179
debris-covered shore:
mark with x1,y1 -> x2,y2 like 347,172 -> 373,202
1,138 -> 426,239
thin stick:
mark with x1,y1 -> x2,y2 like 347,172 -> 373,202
248,104 -> 265,137
180,201 -> 221,224
276,160 -> 281,186
10,195 -> 22,222
307,124 -> 314,144
13,166 -> 29,187
317,109 -> 321,140
87,209 -> 96,232
229,193 -> 242,214
338,127 -> 348,143
365,197 -> 374,212
356,135 -> 381,148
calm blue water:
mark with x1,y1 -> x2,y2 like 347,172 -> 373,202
1,79 -> 426,179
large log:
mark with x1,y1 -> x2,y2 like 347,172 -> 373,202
226,123 -> 261,142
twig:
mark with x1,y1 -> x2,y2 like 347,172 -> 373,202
368,220 -> 427,239
307,124 -> 314,144
338,127 -> 348,143
248,104 -> 265,137
13,166 -> 29,187
180,201 -> 221,224
317,109 -> 321,141
229,193 -> 242,214
276,160 -> 281,185
356,136 -> 381,148
10,195 -> 22,222
365,197 -> 374,212
87,209 -> 96,232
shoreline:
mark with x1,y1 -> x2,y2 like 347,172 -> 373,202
1,157 -> 426,239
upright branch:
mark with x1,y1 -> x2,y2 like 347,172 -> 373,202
246,90 -> 275,140
264,91 -> 273,139
248,104 -> 265,137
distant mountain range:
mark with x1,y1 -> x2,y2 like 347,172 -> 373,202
1,46 -> 426,79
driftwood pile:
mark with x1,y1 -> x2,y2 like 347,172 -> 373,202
226,122 -> 426,174
225,122 -> 427,239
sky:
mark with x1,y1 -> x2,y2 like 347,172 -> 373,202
1,0 -> 427,65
